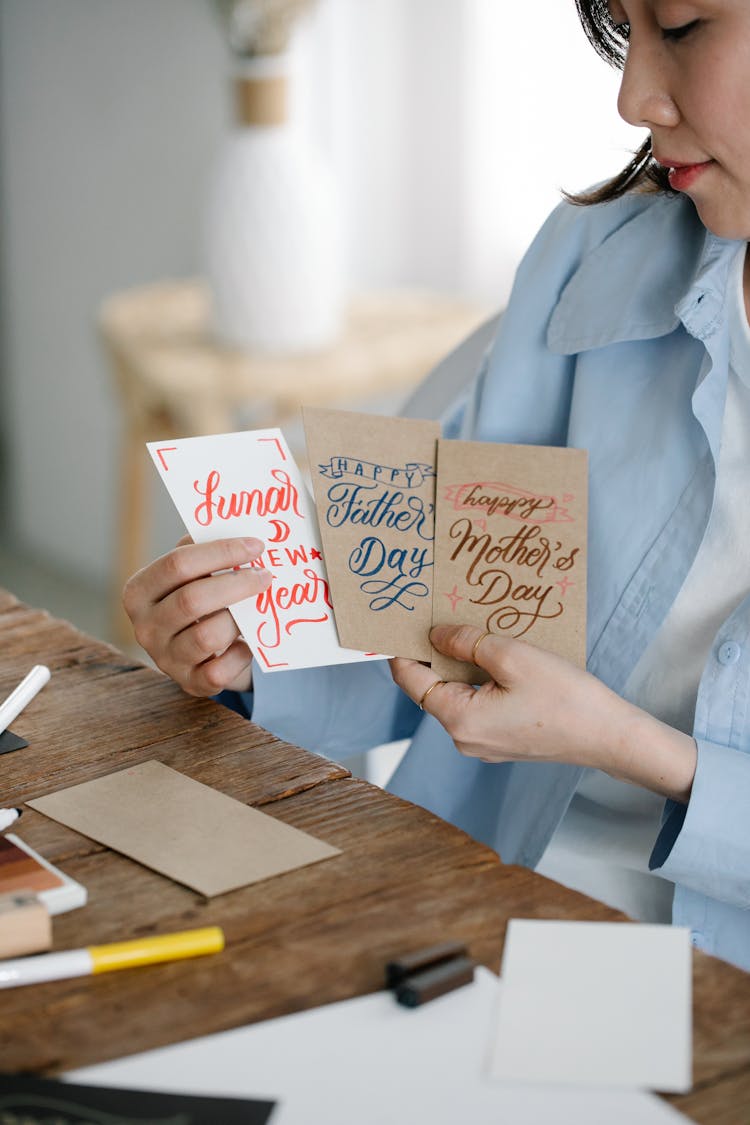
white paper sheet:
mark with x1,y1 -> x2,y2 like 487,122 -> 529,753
488,920 -> 692,1092
68,967 -> 692,1125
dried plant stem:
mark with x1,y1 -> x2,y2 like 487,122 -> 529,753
213,0 -> 317,57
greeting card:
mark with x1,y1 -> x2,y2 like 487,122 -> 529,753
29,761 -> 340,897
432,440 -> 588,683
303,408 -> 441,660
148,429 -> 377,672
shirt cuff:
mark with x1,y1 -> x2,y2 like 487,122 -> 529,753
214,688 -> 254,720
649,737 -> 750,908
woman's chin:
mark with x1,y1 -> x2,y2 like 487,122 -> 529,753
691,196 -> 750,242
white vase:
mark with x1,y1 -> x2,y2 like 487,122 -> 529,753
205,55 -> 345,354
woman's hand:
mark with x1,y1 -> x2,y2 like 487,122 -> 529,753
390,624 -> 698,803
123,536 -> 271,697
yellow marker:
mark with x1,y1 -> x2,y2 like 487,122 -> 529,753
0,926 -> 224,988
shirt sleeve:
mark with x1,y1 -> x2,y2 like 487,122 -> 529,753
649,738 -> 750,908
220,657 -> 423,762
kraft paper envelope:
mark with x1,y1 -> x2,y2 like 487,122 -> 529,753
304,407 -> 441,660
28,761 -> 341,897
432,440 -> 588,683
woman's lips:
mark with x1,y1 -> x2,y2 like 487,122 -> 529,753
663,160 -> 714,191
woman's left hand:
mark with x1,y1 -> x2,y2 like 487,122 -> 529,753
390,624 -> 697,802
390,624 -> 625,770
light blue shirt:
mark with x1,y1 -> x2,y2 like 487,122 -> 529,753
227,190 -> 750,972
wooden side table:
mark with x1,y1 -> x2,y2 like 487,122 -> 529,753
100,281 -> 490,644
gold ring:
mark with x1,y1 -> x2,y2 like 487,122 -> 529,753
418,679 -> 446,711
471,630 -> 492,664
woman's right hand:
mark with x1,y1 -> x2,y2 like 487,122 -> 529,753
122,535 -> 271,696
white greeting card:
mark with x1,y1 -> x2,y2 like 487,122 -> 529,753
488,920 -> 692,1092
147,430 -> 379,672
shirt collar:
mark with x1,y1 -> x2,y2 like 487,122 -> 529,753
547,194 -> 741,356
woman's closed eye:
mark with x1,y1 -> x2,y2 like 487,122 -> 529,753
661,19 -> 701,42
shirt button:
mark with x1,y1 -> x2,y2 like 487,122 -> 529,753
717,641 -> 741,666
691,930 -> 705,948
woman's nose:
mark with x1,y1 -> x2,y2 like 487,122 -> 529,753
617,40 -> 681,129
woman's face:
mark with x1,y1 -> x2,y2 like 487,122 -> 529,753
608,1 -> 750,239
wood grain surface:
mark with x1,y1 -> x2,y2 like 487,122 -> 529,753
1,590 -> 749,1123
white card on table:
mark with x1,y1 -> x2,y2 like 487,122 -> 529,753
147,430 -> 379,672
487,919 -> 692,1092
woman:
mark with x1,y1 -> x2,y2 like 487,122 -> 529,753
124,0 -> 750,969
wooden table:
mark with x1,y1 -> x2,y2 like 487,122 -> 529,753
1,589 -> 749,1123
99,282 -> 489,644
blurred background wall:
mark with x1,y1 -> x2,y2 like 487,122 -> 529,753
0,0 -> 638,641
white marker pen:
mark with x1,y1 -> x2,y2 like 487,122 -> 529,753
0,808 -> 23,832
0,665 -> 51,736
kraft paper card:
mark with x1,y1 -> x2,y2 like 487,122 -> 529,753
488,920 -> 692,1092
28,760 -> 341,897
432,440 -> 587,683
147,429 -> 378,672
303,407 -> 441,660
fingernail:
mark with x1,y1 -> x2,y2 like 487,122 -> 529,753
243,537 -> 263,555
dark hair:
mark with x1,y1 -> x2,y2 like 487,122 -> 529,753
566,0 -> 672,205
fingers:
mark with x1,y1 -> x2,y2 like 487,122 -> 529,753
430,624 -> 493,665
160,566 -> 270,632
124,539 -> 266,633
129,565 -> 270,660
122,536 -> 270,697
168,605 -> 244,672
390,629 -> 509,710
124,537 -> 265,613
389,657 -> 440,705
430,623 -> 519,686
391,630 -> 510,757
396,625 -> 599,770
182,638 -> 254,697
389,657 -> 474,717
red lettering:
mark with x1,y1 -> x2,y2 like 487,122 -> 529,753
193,468 -> 302,527
254,568 -> 332,649
285,545 -> 309,565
